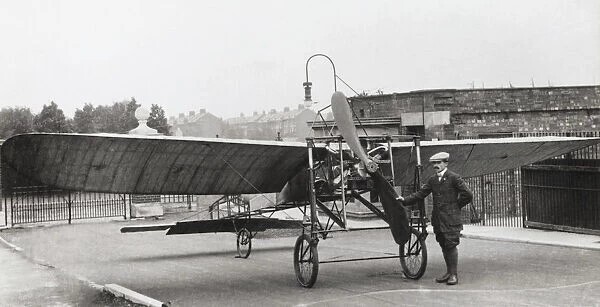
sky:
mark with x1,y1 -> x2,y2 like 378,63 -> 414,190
1,0 -> 599,120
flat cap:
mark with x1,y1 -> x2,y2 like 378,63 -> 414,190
429,152 -> 449,162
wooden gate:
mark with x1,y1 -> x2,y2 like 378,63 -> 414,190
522,163 -> 600,235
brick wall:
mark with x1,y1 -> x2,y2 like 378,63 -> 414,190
349,85 -> 600,140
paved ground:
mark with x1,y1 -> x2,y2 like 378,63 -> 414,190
0,235 -> 137,307
1,214 -> 599,306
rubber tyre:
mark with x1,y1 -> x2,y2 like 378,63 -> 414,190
237,228 -> 252,258
399,227 -> 427,279
293,234 -> 319,288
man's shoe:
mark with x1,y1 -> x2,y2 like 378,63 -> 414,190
435,273 -> 450,283
446,274 -> 458,285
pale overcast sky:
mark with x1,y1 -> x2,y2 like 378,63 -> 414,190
1,0 -> 598,119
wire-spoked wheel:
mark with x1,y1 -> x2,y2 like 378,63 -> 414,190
236,228 -> 252,258
293,234 -> 319,288
399,227 -> 427,279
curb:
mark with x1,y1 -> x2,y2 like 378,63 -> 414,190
0,234 -> 23,251
461,233 -> 600,252
104,284 -> 169,307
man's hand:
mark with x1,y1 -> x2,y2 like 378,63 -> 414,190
396,196 -> 405,202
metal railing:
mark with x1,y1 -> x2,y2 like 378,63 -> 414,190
2,186 -> 201,226
5,187 -> 127,226
465,169 -> 522,227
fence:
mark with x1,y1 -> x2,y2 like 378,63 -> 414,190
400,168 -> 522,227
458,131 -> 600,231
464,169 -> 522,227
2,186 -> 198,227
462,157 -> 598,231
4,186 -> 127,226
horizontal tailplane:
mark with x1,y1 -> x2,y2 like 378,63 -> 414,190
120,224 -> 175,233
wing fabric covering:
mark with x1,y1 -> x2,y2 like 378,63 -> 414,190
391,137 -> 600,185
1,133 -> 315,195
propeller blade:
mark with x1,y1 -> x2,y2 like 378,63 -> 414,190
331,91 -> 378,173
330,91 -> 410,245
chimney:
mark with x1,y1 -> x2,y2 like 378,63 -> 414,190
270,109 -> 276,114
298,104 -> 304,110
189,111 -> 195,117
284,106 -> 290,112
253,111 -> 258,116
179,113 -> 185,119
240,112 -> 244,117
200,108 -> 206,114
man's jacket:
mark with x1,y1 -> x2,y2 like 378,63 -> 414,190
403,170 -> 473,233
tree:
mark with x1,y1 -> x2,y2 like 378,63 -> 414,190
110,101 -> 130,132
92,104 -> 113,133
0,107 -> 34,138
124,97 -> 140,130
33,101 -> 71,133
92,98 -> 139,133
73,103 -> 96,133
147,104 -> 170,135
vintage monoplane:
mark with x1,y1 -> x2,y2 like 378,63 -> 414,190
2,92 -> 598,287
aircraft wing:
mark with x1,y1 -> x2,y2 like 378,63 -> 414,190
0,133 -> 324,195
2,132 -> 598,195
390,137 -> 600,185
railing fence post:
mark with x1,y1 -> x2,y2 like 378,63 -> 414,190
480,175 -> 486,226
68,191 -> 72,224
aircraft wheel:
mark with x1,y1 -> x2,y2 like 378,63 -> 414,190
293,234 -> 319,288
237,228 -> 252,258
399,227 -> 427,279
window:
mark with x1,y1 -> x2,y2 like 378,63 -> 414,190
405,125 -> 425,137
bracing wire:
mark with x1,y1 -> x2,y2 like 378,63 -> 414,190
219,156 -> 294,219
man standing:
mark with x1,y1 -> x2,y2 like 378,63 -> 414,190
397,152 -> 473,285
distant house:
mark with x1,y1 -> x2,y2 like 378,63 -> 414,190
225,105 -> 316,141
224,111 -> 265,139
256,105 -> 316,141
169,109 -> 223,138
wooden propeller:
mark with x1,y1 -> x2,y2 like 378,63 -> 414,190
330,91 -> 410,245
330,91 -> 379,173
